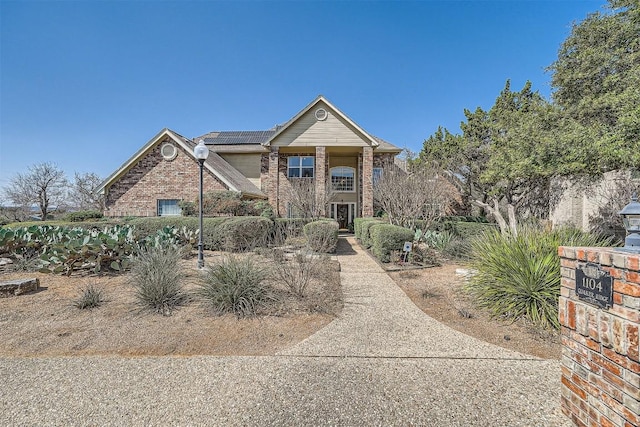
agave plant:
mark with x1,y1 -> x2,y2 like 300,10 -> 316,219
414,229 -> 455,251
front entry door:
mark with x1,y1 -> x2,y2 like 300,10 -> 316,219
336,204 -> 349,229
331,203 -> 355,230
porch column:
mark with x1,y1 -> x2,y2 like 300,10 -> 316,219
315,146 -> 327,217
268,146 -> 279,216
362,146 -> 374,217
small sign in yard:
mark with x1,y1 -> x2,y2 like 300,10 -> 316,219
402,241 -> 413,263
575,263 -> 613,309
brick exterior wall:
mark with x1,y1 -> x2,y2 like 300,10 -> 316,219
558,246 -> 640,427
362,146 -> 374,217
315,146 -> 327,217
373,153 -> 395,168
267,147 -> 279,216
105,138 -> 227,217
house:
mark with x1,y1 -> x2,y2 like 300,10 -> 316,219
550,170 -> 639,233
97,95 -> 402,228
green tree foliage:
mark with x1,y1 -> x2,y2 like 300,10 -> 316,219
421,81 -> 569,233
480,81 -> 561,218
420,1 -> 638,234
418,123 -> 489,209
548,0 -> 640,170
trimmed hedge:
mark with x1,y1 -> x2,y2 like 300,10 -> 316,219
127,217 -> 200,240
64,210 -> 104,222
216,216 -> 273,251
353,217 -> 366,239
370,223 -> 414,263
5,219 -> 120,230
303,220 -> 339,253
358,218 -> 384,248
436,221 -> 497,238
127,216 -> 272,251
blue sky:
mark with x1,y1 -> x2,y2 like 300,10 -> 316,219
0,0 -> 605,188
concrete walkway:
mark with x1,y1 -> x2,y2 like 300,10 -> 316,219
281,237 -> 532,359
0,237 -> 570,426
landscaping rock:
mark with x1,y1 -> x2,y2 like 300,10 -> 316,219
455,268 -> 477,279
0,277 -> 40,297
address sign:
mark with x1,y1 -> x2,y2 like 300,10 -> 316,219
575,263 -> 613,310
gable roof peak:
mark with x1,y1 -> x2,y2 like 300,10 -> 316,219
262,95 -> 379,148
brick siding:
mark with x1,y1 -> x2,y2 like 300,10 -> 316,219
559,246 -> 640,427
104,138 -> 227,217
362,147 -> 374,217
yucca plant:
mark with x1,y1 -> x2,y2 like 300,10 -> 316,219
129,245 -> 187,315
197,256 -> 274,318
466,225 -> 612,330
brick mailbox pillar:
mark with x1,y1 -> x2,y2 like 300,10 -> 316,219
558,247 -> 639,427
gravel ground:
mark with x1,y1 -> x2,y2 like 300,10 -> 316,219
1,355 -> 567,426
0,237 -> 571,426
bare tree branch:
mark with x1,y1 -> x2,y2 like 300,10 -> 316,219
69,172 -> 105,211
374,165 -> 460,230
2,162 -> 68,220
285,178 -> 336,219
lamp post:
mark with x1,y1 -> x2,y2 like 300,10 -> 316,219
193,140 -> 210,268
618,193 -> 640,252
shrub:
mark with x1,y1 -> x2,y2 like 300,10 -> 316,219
127,216 -> 228,250
268,249 -> 325,298
129,245 -> 187,315
73,283 -> 105,309
358,218 -> 384,248
194,191 -> 271,217
353,217 -> 366,239
254,200 -> 274,219
65,210 -> 104,222
178,200 -> 196,217
408,244 -> 439,266
370,223 -> 414,263
466,225 -> 613,330
127,217 -> 199,240
272,218 -> 313,246
440,237 -> 471,260
216,216 -> 273,252
303,220 -> 339,253
197,256 -> 274,318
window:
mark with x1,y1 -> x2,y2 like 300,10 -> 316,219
160,143 -> 178,161
331,166 -> 355,192
157,199 -> 181,216
288,156 -> 314,178
286,203 -> 304,219
373,167 -> 383,186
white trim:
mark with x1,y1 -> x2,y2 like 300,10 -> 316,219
330,166 -> 356,193
287,155 -> 315,178
161,142 -> 178,160
157,199 -> 181,216
315,108 -> 328,121
330,202 -> 356,229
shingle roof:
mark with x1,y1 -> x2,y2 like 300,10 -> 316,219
196,130 -> 276,146
372,135 -> 402,153
183,138 -> 266,198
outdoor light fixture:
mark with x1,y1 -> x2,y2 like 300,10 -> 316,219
618,193 -> 640,252
193,140 -> 210,268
